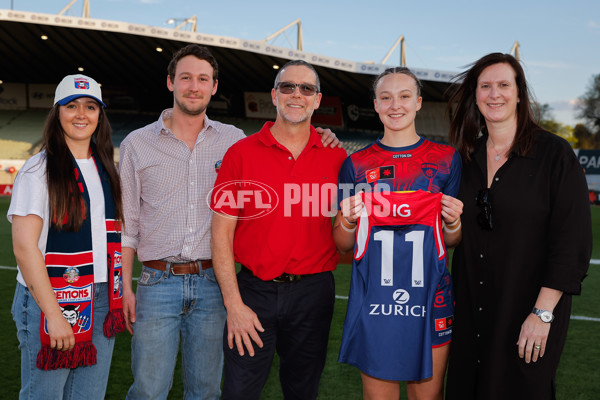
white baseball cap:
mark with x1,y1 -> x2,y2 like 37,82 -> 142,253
54,74 -> 106,107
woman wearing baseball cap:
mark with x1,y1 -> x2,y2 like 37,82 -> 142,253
8,74 -> 124,399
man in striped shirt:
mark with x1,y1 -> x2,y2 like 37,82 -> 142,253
119,44 -> 241,400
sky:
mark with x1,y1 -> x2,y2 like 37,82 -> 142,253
6,0 -> 600,126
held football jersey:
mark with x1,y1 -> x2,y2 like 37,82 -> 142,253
338,190 -> 453,381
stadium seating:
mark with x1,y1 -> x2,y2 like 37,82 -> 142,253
0,107 -> 450,161
107,112 -> 158,146
0,109 -> 47,159
415,102 -> 450,143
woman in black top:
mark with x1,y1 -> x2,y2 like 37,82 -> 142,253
445,53 -> 592,400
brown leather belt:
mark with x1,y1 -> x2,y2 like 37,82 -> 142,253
144,259 -> 212,275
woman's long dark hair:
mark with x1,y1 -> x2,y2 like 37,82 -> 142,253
446,53 -> 540,161
42,103 -> 122,231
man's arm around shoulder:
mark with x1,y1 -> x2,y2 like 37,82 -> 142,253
211,212 -> 264,357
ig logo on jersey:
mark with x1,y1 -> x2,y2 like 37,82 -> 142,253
393,289 -> 410,304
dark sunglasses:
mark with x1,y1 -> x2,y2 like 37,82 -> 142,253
476,188 -> 493,230
276,82 -> 319,96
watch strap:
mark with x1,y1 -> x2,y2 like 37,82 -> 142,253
532,307 -> 554,323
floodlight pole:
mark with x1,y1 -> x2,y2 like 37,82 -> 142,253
58,0 -> 90,18
262,19 -> 303,51
381,35 -> 405,66
510,41 -> 520,61
165,16 -> 197,32
82,0 -> 90,18
174,16 -> 197,32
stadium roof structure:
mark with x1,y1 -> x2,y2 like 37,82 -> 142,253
0,8 -> 458,132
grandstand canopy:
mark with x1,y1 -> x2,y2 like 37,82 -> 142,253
0,9 -> 457,134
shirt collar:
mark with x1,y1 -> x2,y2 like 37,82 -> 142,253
157,108 -> 172,137
375,136 -> 424,152
157,108 -> 216,141
257,121 -> 324,149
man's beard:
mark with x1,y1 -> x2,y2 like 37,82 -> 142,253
276,103 -> 313,125
175,96 -> 208,116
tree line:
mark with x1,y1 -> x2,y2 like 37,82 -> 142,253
540,74 -> 600,149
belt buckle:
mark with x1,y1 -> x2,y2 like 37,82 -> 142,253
169,262 -> 184,276
169,261 -> 197,276
272,273 -> 301,283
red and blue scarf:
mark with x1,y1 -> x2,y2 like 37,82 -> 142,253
37,144 -> 124,370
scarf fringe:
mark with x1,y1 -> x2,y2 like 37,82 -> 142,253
103,308 -> 125,338
36,341 -> 97,370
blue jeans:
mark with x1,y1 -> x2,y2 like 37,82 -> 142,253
11,282 -> 115,400
126,264 -> 226,400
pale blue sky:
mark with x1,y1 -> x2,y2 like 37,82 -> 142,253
6,0 -> 600,126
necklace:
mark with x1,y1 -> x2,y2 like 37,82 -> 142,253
488,136 -> 512,161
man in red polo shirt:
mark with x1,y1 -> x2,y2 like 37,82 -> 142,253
211,60 -> 347,400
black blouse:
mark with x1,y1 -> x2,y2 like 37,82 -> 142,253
446,129 -> 592,400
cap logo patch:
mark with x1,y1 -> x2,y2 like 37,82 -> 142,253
74,78 -> 90,90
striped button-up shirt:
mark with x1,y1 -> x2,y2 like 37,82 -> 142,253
119,109 -> 245,262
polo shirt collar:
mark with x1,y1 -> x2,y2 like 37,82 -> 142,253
257,121 -> 324,149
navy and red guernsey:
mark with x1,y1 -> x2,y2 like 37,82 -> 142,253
338,137 -> 461,198
337,137 -> 461,381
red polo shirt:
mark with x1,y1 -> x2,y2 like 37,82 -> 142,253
211,121 -> 347,280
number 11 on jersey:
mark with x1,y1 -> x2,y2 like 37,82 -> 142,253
373,230 -> 425,288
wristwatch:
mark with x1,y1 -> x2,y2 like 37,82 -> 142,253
532,307 -> 554,323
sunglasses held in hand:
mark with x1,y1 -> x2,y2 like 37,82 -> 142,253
477,188 -> 493,230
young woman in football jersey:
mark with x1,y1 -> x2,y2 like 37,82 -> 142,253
9,74 -> 124,399
334,67 -> 463,400
445,53 -> 591,400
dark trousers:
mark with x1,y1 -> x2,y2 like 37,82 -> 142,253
221,267 -> 335,400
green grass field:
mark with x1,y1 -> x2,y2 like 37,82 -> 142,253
0,196 -> 598,399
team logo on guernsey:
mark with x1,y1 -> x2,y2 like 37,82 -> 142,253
215,160 -> 222,174
421,163 -> 438,179
433,288 -> 447,308
74,77 -> 90,90
435,316 -> 453,331
366,165 -> 395,183
63,267 -> 80,284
